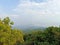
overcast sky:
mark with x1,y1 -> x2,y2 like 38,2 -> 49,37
0,0 -> 60,27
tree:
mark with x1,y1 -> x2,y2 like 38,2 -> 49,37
0,17 -> 24,45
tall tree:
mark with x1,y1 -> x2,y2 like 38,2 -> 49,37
0,17 -> 24,45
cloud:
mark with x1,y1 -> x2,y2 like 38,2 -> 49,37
16,0 -> 60,14
1,0 -> 60,27
14,0 -> 47,14
12,0 -> 60,27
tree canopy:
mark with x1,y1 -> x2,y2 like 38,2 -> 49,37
0,17 -> 60,45
0,17 -> 24,45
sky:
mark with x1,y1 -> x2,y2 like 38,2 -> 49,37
0,0 -> 60,28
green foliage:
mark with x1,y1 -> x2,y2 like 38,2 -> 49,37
0,17 -> 24,45
0,17 -> 60,45
23,26 -> 60,45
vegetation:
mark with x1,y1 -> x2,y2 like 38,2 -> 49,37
0,17 -> 60,45
0,17 -> 24,45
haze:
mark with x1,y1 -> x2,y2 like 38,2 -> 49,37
0,0 -> 60,28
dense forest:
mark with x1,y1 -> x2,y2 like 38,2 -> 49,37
0,17 -> 60,45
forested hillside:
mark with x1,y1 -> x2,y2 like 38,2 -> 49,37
0,17 -> 60,45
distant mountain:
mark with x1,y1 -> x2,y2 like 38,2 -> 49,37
13,25 -> 46,31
